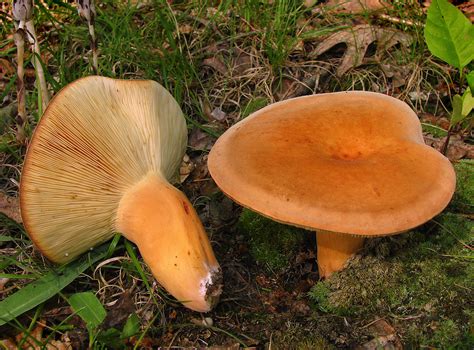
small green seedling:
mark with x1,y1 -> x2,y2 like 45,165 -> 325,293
68,291 -> 141,349
424,0 -> 474,153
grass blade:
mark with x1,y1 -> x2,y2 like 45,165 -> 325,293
0,243 -> 109,326
68,291 -> 106,330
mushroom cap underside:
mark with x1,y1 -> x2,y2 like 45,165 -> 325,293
20,76 -> 187,263
208,91 -> 456,236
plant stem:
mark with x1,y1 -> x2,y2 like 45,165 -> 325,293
76,0 -> 98,74
13,25 -> 27,143
25,19 -> 50,114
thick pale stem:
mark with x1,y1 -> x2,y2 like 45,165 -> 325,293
116,173 -> 222,312
316,230 -> 365,279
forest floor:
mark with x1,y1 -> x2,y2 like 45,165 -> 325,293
0,1 -> 473,349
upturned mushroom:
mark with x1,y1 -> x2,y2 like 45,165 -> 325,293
208,91 -> 455,278
20,76 -> 222,312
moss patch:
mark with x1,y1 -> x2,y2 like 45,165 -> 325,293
237,209 -> 307,273
450,160 -> 474,213
309,213 -> 473,347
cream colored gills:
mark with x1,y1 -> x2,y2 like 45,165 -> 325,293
21,76 -> 222,312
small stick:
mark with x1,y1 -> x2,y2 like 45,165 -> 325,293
76,0 -> 98,74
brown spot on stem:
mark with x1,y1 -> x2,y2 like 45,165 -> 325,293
183,201 -> 190,214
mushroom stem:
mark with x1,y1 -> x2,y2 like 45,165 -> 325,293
116,173 -> 222,312
316,230 -> 365,279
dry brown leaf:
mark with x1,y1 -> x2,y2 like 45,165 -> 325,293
0,277 -> 10,291
179,154 -> 195,183
232,48 -> 253,76
420,113 -> 450,130
0,321 -> 73,350
312,25 -> 412,76
189,127 -> 213,151
357,319 -> 402,350
424,134 -> 474,161
458,2 -> 474,22
0,58 -> 15,79
380,63 -> 413,88
325,0 -> 391,14
202,57 -> 227,75
101,290 -> 135,330
211,107 -> 227,122
0,192 -> 22,224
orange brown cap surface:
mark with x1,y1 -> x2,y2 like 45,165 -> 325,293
208,91 -> 456,236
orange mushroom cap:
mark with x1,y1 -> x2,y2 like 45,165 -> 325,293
208,91 -> 456,236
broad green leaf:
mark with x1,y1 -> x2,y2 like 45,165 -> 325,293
68,292 -> 106,330
122,313 -> 140,339
461,87 -> 474,117
467,71 -> 474,94
451,94 -> 464,125
97,328 -> 123,348
424,0 -> 474,69
0,244 -> 108,326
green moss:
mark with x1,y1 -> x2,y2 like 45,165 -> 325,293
450,160 -> 474,213
238,209 -> 306,272
309,213 -> 473,346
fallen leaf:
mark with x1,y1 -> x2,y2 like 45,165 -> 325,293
202,57 -> 227,75
211,107 -> 227,122
101,290 -> 135,330
231,48 -> 254,76
179,154 -> 195,183
424,134 -> 474,161
420,113 -> 450,130
0,192 -> 22,224
311,25 -> 412,76
0,278 -> 9,291
0,58 -> 15,79
380,63 -> 412,88
189,127 -> 213,151
357,319 -> 402,349
1,321 -> 73,350
458,2 -> 474,22
324,0 -> 391,14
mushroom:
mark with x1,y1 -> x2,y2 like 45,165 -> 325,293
208,91 -> 455,278
20,76 -> 222,312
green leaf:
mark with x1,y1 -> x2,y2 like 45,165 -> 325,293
467,71 -> 474,95
68,292 -> 106,330
0,244 -> 108,326
451,94 -> 465,125
97,328 -> 123,349
461,88 -> 474,117
424,0 -> 474,69
122,313 -> 140,339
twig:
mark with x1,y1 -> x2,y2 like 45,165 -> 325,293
377,14 -> 423,28
76,0 -> 98,74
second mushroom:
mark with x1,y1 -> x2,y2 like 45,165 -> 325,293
208,91 -> 456,278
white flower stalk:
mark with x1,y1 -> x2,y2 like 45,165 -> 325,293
12,0 -> 50,115
76,0 -> 98,74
